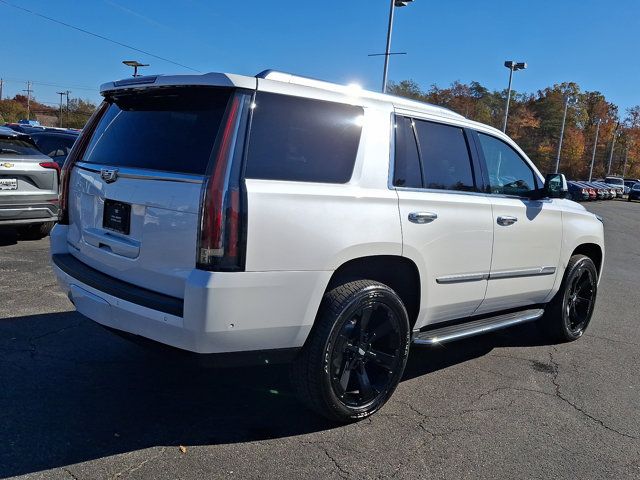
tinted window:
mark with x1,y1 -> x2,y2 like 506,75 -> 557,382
0,137 -> 41,155
413,120 -> 475,191
477,133 -> 538,196
82,88 -> 232,174
32,135 -> 76,158
393,116 -> 422,188
245,93 -> 363,183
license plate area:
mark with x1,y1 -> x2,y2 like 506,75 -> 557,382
103,199 -> 131,235
0,178 -> 17,190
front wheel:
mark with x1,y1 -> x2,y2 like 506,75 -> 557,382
540,254 -> 598,342
291,280 -> 410,422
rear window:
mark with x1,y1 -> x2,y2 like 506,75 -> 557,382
32,134 -> 76,158
0,136 -> 41,156
245,92 -> 363,183
82,87 -> 232,175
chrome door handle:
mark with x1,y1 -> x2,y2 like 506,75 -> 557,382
408,212 -> 438,224
497,215 -> 518,226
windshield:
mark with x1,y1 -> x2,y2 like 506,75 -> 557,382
605,177 -> 624,185
0,137 -> 41,155
82,87 -> 232,175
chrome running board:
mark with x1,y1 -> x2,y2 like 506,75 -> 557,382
412,308 -> 544,345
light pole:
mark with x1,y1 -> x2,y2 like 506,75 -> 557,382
502,60 -> 527,133
381,0 -> 414,93
606,124 -> 619,176
123,60 -> 149,77
588,119 -> 602,182
554,95 -> 572,173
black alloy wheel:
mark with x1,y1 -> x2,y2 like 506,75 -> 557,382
563,262 -> 597,337
291,280 -> 410,422
541,254 -> 598,342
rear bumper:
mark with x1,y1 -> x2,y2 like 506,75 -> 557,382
0,202 -> 58,225
50,224 -> 331,356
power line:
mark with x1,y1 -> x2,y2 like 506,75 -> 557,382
0,0 -> 201,73
2,78 -> 96,91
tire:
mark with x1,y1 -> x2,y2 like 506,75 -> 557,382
291,280 -> 410,423
17,222 -> 55,240
540,254 -> 598,342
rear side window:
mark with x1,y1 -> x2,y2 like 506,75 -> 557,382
82,87 -> 232,175
393,116 -> 422,188
413,120 -> 476,192
245,93 -> 363,183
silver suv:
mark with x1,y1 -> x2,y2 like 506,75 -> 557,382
0,126 -> 59,239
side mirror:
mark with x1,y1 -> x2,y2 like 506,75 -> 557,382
544,173 -> 568,199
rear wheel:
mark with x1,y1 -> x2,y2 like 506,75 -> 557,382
540,255 -> 598,342
17,222 -> 54,240
291,280 -> 410,423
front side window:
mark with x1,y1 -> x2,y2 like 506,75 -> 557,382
477,133 -> 538,196
413,120 -> 476,192
245,93 -> 363,183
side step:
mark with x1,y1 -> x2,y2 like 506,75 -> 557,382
412,308 -> 544,345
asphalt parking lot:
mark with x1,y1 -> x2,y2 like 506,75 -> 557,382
1,200 -> 639,480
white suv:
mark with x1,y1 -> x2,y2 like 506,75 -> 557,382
51,70 -> 604,422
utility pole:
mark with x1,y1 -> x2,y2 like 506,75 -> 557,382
588,119 -> 602,182
554,95 -> 571,173
56,92 -> 66,128
623,145 -> 630,178
606,125 -> 619,176
23,81 -> 33,120
0,78 -> 3,101
65,91 -> 71,126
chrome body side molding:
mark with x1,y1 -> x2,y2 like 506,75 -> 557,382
436,267 -> 556,284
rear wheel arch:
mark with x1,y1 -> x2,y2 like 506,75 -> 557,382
324,255 -> 421,330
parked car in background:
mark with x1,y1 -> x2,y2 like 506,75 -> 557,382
628,182 -> 640,202
567,181 -> 590,201
4,123 -> 47,135
50,70 -> 604,422
603,176 -> 626,196
0,126 -> 59,239
625,179 -> 639,192
29,130 -> 79,167
592,181 -> 616,199
583,181 -> 608,200
579,182 -> 597,201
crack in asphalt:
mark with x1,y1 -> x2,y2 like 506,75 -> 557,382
320,447 -> 350,479
585,333 -> 640,348
112,447 -> 167,479
63,467 -> 80,480
548,350 -> 639,441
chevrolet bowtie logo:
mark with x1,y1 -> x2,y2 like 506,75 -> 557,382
1,162 -> 14,168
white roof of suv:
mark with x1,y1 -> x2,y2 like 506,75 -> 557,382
100,69 -> 466,122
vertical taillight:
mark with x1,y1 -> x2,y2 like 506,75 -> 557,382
58,102 -> 109,224
197,93 -> 250,271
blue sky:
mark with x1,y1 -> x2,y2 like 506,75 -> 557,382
1,0 -> 638,115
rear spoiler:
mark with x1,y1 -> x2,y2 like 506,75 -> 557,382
100,73 -> 256,96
